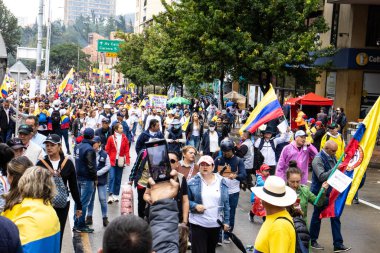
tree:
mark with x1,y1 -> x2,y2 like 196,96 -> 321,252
0,0 -> 21,55
50,43 -> 90,75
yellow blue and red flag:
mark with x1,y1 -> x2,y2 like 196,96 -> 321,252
321,96 -> 380,218
0,75 -> 9,98
92,68 -> 98,77
58,68 -> 74,97
2,198 -> 60,252
114,90 -> 123,105
105,69 -> 111,79
239,84 -> 284,135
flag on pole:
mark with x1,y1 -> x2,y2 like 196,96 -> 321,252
239,84 -> 284,135
0,74 -> 10,98
320,96 -> 380,218
58,68 -> 74,97
114,90 -> 123,104
105,69 -> 111,79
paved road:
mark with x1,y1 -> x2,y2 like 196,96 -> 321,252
61,140 -> 380,253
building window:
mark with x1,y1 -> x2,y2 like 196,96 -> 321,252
366,6 -> 380,47
330,4 -> 340,47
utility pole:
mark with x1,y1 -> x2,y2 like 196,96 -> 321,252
36,0 -> 44,95
44,0 -> 52,79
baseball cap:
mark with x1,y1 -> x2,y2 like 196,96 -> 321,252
197,155 -> 214,166
101,117 -> 110,123
294,130 -> 307,138
7,138 -> 26,150
328,123 -> 338,129
18,125 -> 33,135
44,134 -> 61,144
315,121 -> 323,127
117,112 -> 124,117
93,136 -> 102,143
104,104 -> 111,109
83,128 -> 95,139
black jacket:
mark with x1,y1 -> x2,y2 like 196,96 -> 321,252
37,154 -> 83,210
185,122 -> 203,140
201,130 -> 221,155
95,127 -> 112,149
294,216 -> 310,250
135,130 -> 164,155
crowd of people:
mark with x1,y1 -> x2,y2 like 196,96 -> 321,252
0,90 -> 356,253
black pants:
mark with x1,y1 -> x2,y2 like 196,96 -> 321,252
246,169 -> 254,189
54,201 -> 70,252
137,187 -> 146,218
269,165 -> 276,176
190,224 -> 219,253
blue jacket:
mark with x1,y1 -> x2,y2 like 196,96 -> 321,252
74,139 -> 97,181
135,130 -> 164,155
250,174 -> 265,203
187,173 -> 230,225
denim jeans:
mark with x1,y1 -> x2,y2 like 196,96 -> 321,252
109,166 -> 124,196
222,192 -> 239,240
309,205 -> 344,247
61,128 -> 70,154
189,135 -> 201,150
87,184 -> 108,218
131,122 -> 138,137
74,180 -> 95,228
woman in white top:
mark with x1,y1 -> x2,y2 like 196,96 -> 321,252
185,112 -> 204,150
85,110 -> 98,130
187,155 -> 230,253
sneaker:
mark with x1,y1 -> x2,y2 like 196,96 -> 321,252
311,241 -> 324,250
223,239 -> 231,244
248,212 -> 254,222
353,198 -> 359,204
217,242 -> 222,246
85,216 -> 93,226
73,226 -> 94,233
108,196 -> 114,204
103,217 -> 109,227
113,195 -> 119,202
334,245 -> 352,252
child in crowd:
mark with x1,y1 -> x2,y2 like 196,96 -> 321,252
249,164 -> 271,222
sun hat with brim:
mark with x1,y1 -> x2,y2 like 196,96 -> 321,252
251,176 -> 297,207
197,155 -> 214,166
44,134 -> 62,145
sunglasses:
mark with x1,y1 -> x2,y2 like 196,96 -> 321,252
170,159 -> 178,164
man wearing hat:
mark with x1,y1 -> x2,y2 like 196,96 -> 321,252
73,128 -> 97,233
165,119 -> 186,155
7,138 -> 26,158
251,176 -> 297,253
276,130 -> 318,184
320,123 -> 345,159
18,124 -> 45,164
95,117 -> 112,149
254,126 -> 291,175
97,104 -> 113,126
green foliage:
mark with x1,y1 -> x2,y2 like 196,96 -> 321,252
49,43 -> 91,74
0,0 -> 21,55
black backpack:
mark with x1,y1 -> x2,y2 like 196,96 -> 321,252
276,217 -> 309,253
51,110 -> 61,127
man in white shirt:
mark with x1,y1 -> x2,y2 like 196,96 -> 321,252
128,103 -> 141,136
18,124 -> 45,165
25,115 -> 47,151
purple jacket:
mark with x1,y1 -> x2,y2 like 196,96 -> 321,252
276,141 -> 318,184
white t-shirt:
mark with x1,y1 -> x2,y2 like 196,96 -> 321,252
209,131 -> 219,153
189,174 -> 221,228
50,160 -> 60,171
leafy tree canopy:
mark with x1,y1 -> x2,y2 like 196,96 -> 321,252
0,0 -> 21,55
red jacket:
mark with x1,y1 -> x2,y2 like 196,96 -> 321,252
105,134 -> 130,167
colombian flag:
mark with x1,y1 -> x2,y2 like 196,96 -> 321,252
321,96 -> 380,218
105,69 -> 111,79
239,84 -> 284,135
2,198 -> 60,253
58,68 -> 74,97
61,115 -> 70,129
0,74 -> 10,98
114,90 -> 123,104
92,68 -> 98,77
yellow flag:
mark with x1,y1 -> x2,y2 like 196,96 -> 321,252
182,117 -> 190,131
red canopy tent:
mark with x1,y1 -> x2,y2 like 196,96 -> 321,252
284,93 -> 334,129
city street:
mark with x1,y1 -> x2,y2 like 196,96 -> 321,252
61,141 -> 380,253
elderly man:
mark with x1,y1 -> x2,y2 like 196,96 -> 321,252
309,140 -> 351,252
276,130 -> 318,184
25,115 -> 47,151
18,124 -> 45,164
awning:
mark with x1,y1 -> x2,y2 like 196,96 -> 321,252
284,92 -> 334,106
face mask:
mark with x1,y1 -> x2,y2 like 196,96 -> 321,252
209,127 -> 215,131
173,125 -> 181,130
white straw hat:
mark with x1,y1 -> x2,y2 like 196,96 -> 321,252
251,176 -> 297,207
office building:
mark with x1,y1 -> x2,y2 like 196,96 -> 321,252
64,0 -> 116,25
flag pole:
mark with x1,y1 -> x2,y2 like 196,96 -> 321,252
313,153 -> 345,205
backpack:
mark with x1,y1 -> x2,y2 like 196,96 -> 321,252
51,109 -> 61,127
38,112 -> 48,124
276,217 -> 309,253
39,157 -> 69,208
258,138 -> 276,152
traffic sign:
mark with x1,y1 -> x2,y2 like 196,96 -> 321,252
97,40 -> 121,53
105,52 -> 118,58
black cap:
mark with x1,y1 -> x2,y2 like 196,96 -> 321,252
7,138 -> 26,149
18,125 -> 33,135
117,112 -> 124,117
83,128 -> 95,139
209,121 -> 216,127
101,117 -> 110,123
44,134 -> 61,144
